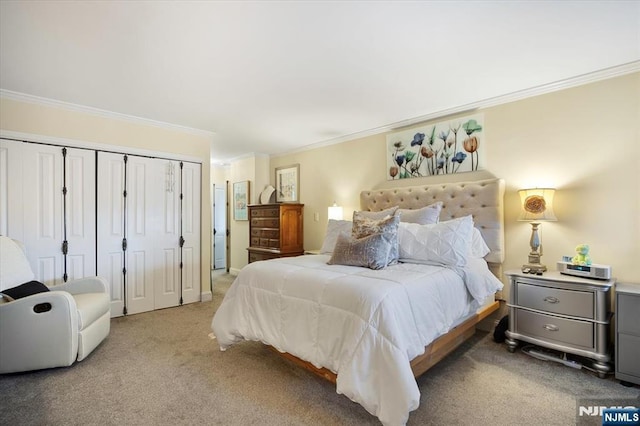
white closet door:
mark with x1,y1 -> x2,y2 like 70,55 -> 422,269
125,156 -> 158,314
1,140 -> 95,286
0,139 -> 24,240
64,147 -> 96,281
181,162 -> 201,304
97,152 -> 127,317
0,139 -> 63,285
152,160 -> 181,310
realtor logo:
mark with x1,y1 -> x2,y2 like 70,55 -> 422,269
576,398 -> 640,426
602,408 -> 640,425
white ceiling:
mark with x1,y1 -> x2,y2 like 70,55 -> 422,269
1,1 -> 639,163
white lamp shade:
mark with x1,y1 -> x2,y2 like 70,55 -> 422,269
328,203 -> 344,221
518,188 -> 557,221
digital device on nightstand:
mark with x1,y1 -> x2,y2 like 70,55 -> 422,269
557,256 -> 612,280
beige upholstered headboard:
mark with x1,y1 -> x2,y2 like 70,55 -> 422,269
360,178 -> 505,268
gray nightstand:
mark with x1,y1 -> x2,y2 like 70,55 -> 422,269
504,270 -> 614,378
615,282 -> 640,386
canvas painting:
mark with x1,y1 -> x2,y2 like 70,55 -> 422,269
386,114 -> 484,180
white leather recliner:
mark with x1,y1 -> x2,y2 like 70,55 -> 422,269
0,236 -> 111,374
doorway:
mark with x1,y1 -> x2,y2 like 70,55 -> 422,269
212,183 -> 228,271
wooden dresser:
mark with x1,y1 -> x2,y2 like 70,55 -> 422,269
247,203 -> 304,263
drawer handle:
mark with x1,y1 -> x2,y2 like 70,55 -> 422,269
543,296 -> 559,304
543,324 -> 559,332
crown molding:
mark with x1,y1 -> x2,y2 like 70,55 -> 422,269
0,89 -> 215,140
272,60 -> 640,158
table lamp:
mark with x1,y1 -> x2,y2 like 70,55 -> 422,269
328,202 -> 343,221
518,188 -> 557,273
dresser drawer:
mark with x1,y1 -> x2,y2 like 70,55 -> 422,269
251,228 -> 280,239
250,207 -> 280,218
516,309 -> 593,349
517,282 -> 594,318
251,217 -> 280,228
248,251 -> 280,263
250,237 -> 280,248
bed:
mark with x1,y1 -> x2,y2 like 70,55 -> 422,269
211,178 -> 505,425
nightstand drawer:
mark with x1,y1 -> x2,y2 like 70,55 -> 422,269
618,333 -> 640,377
517,282 -> 594,318
618,293 -> 640,335
516,309 -> 593,349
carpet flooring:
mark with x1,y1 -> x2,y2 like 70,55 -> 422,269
1,273 -> 638,425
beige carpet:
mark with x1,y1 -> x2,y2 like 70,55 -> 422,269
1,273 -> 638,425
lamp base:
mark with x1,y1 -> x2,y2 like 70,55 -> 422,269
522,263 -> 548,274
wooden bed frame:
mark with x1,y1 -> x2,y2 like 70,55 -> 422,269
271,178 -> 505,383
272,300 -> 499,383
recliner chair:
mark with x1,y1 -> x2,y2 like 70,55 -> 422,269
0,236 -> 111,374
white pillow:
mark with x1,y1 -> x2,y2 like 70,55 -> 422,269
320,220 -> 353,254
397,215 -> 474,267
398,202 -> 443,225
471,227 -> 491,258
461,257 -> 504,302
0,236 -> 35,291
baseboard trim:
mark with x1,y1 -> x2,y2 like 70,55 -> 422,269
201,291 -> 213,302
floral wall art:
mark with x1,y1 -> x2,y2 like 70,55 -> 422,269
386,114 -> 484,180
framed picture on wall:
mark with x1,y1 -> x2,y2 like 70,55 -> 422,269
275,164 -> 299,203
233,180 -> 250,220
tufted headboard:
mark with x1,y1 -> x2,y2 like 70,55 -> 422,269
360,178 -> 505,267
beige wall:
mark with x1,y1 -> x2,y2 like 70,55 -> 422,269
0,96 -> 213,297
263,73 -> 640,293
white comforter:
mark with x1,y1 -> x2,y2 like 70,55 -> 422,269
212,255 -> 499,425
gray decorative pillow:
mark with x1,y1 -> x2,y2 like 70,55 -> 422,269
353,206 -> 398,221
352,213 -> 400,265
398,202 -> 443,224
327,232 -> 394,270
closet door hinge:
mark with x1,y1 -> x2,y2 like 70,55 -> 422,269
62,186 -> 67,196
179,236 -> 185,247
122,237 -> 127,251
61,240 -> 68,255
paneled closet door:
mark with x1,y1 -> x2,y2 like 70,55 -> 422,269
144,158 -> 180,311
61,147 -> 96,281
181,162 -> 201,304
0,139 -> 24,240
0,139 -> 95,285
97,153 -> 182,316
126,156 -> 163,315
97,152 -> 127,317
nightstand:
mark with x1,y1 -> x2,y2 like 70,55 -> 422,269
615,282 -> 640,386
504,270 -> 614,378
